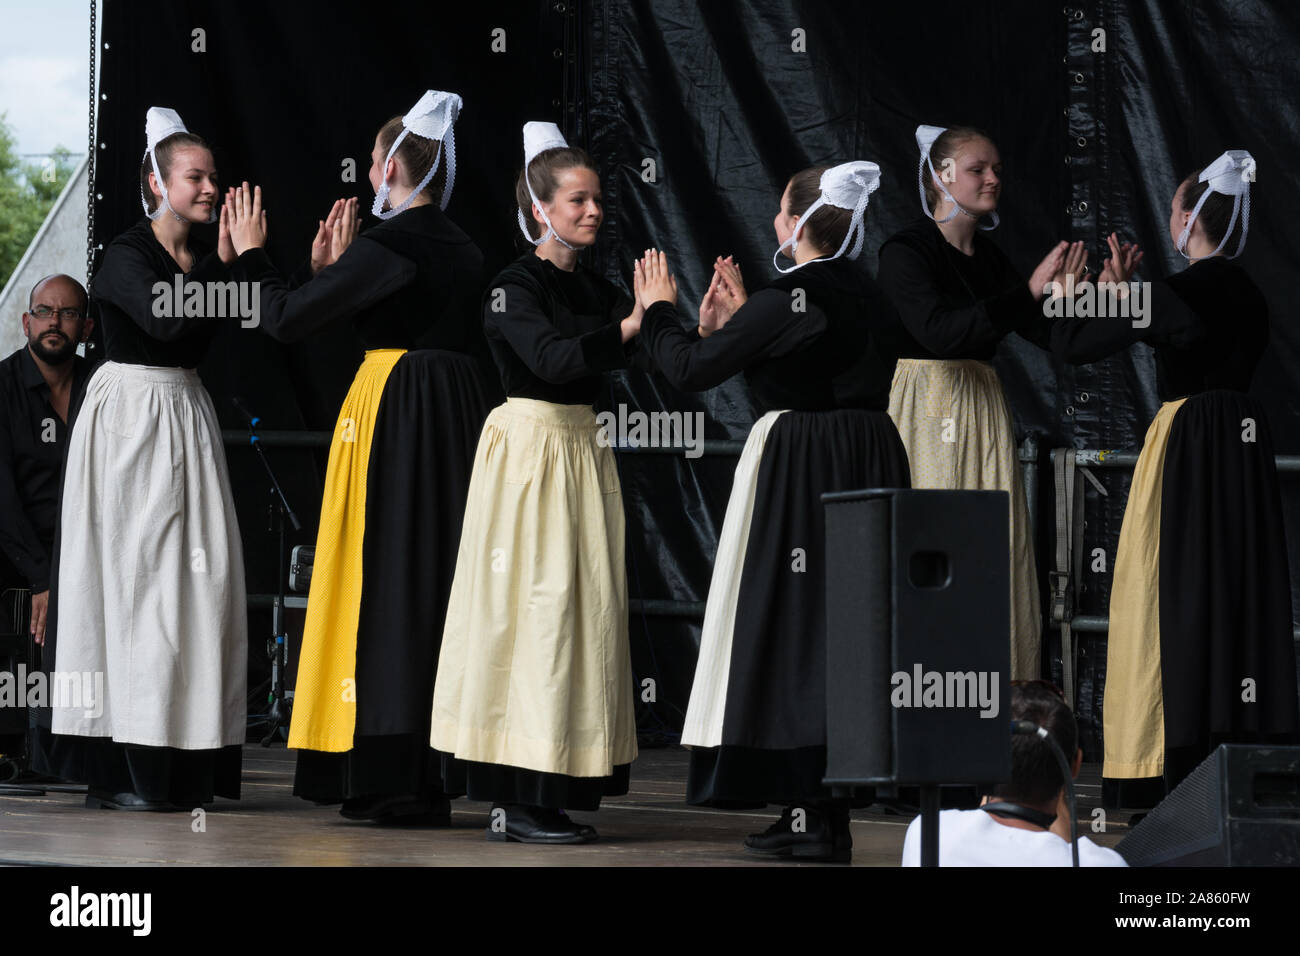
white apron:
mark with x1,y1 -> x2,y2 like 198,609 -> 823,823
52,361 -> 247,749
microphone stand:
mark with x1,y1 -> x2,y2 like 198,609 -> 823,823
233,399 -> 302,747
919,784 -> 941,868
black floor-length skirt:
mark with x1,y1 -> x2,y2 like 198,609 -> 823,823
685,408 -> 911,806
26,688 -> 240,803
441,757 -> 631,812
1103,390 -> 1300,809
28,720 -> 240,803
293,349 -> 493,803
82,739 -> 241,804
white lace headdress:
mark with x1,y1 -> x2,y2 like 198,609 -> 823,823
773,160 -> 881,274
372,90 -> 462,219
140,107 -> 215,223
516,121 -> 576,249
915,124 -> 999,231
1177,149 -> 1254,260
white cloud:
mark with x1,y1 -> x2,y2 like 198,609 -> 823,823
0,0 -> 93,156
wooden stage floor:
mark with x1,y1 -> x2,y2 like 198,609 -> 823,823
0,744 -> 1132,866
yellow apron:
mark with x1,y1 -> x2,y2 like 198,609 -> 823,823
1102,398 -> 1186,778
288,349 -> 404,752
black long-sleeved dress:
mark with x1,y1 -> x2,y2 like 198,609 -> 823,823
1052,256 -> 1300,808
877,219 -> 1044,680
431,251 -> 639,811
638,256 -> 910,806
232,203 -> 496,809
0,349 -> 92,594
45,218 -> 246,805
0,347 -> 92,770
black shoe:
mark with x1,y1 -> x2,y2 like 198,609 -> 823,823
743,804 -> 852,863
556,808 -> 598,840
340,793 -> 452,826
486,804 -> 597,844
85,789 -> 176,812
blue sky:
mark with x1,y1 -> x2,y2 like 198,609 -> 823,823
0,0 -> 95,157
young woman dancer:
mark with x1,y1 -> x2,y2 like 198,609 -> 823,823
227,91 -> 495,823
50,107 -> 246,809
635,161 -> 910,862
1051,150 -> 1299,808
429,123 -> 640,844
878,124 -> 1083,681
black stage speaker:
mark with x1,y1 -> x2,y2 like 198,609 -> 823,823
1116,744 -> 1300,866
823,489 -> 1011,788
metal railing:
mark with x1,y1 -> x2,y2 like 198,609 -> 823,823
226,430 -> 1300,639
1047,446 -> 1300,642
227,428 -> 730,619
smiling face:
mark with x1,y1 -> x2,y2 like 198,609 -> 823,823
935,136 -> 1002,215
536,166 -> 603,246
150,145 -> 218,222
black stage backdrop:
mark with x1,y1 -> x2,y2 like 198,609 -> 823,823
92,0 -> 1300,755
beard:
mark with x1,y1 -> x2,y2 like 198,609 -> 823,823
29,331 -> 78,365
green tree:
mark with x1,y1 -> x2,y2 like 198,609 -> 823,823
0,113 -> 78,291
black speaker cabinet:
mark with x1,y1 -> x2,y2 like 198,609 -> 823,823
1117,744 -> 1300,866
823,488 -> 1011,788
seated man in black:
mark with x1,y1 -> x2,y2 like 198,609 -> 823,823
901,681 -> 1127,866
0,274 -> 94,774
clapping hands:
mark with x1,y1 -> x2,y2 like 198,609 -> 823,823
634,248 -> 679,310
311,198 -> 360,275
628,248 -> 749,339
1052,240 -> 1089,292
1097,232 -> 1143,286
223,183 -> 268,257
700,255 -> 745,336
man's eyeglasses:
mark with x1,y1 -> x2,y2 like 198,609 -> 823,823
29,306 -> 85,321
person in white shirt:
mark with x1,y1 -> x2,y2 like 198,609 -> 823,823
902,681 -> 1127,866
